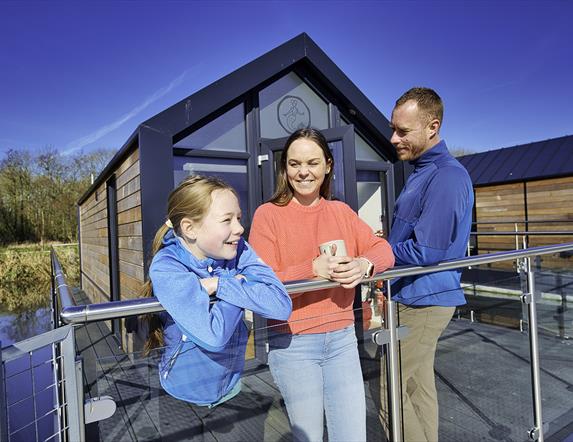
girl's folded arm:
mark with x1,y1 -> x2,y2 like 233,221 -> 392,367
215,242 -> 292,320
150,258 -> 243,351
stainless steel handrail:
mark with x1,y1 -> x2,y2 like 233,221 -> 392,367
58,242 -> 573,325
473,220 -> 572,224
51,248 -> 76,311
51,241 -> 573,442
471,231 -> 573,235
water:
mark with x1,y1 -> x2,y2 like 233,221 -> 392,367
1,307 -> 57,441
0,307 -> 53,347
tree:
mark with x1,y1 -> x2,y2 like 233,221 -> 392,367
0,147 -> 116,244
449,147 -> 476,158
0,150 -> 35,243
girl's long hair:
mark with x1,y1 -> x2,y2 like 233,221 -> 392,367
142,175 -> 237,356
269,127 -> 334,206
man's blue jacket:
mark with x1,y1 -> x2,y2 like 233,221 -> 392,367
388,140 -> 474,306
150,230 -> 291,406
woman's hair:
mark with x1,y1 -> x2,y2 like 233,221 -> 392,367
143,175 -> 237,355
268,127 -> 334,206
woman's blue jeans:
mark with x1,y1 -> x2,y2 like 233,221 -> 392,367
268,325 -> 366,442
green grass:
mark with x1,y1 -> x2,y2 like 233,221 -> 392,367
0,243 -> 79,313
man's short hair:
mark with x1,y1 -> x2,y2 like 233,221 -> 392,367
395,87 -> 443,125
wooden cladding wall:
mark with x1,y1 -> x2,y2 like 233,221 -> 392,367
79,181 -> 110,304
79,148 -> 144,307
475,182 -> 526,258
115,149 -> 144,302
526,176 -> 573,269
474,176 -> 573,269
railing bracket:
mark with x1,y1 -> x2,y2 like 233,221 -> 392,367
372,325 -> 409,346
521,293 -> 533,304
84,396 -> 117,424
528,426 -> 539,440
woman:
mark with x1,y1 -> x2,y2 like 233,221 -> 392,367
249,128 -> 394,441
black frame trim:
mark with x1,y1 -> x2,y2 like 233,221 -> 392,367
80,33 -> 396,205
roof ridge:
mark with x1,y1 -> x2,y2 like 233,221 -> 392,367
472,133 -> 573,156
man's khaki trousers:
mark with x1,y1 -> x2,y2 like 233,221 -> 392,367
380,305 -> 455,442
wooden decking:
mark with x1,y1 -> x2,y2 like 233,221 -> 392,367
73,287 -> 384,441
73,287 -> 573,442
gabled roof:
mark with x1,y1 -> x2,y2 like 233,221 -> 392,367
144,33 -> 393,144
458,134 -> 573,186
80,33 -> 394,204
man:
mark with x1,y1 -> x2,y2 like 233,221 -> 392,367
382,87 -> 473,441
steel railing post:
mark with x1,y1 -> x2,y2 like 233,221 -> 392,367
50,249 -> 58,329
76,358 -> 85,442
515,222 -> 519,257
385,280 -> 403,442
61,327 -> 84,442
0,345 -> 8,442
523,257 -> 544,441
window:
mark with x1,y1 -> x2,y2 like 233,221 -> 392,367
173,157 -> 250,226
355,133 -> 383,161
357,171 -> 388,235
174,104 -> 246,152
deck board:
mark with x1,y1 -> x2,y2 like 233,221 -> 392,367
71,286 -> 573,442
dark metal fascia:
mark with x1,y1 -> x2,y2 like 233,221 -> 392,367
138,124 -> 174,278
302,35 -> 394,155
77,128 -> 139,205
79,32 -> 399,204
141,34 -> 309,137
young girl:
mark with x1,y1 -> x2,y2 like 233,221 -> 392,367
143,175 -> 291,409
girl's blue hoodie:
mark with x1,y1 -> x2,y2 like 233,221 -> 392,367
149,229 -> 292,406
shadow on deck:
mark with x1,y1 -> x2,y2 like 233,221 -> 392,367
73,288 -> 573,442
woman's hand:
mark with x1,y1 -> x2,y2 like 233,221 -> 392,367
312,254 -> 335,279
329,257 -> 371,289
200,277 -> 218,295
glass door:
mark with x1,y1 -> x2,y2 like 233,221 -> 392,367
259,125 -> 357,209
250,126 -> 356,364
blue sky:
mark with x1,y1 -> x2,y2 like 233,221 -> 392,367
1,0 -> 572,156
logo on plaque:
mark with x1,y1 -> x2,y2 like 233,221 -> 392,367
277,95 -> 311,134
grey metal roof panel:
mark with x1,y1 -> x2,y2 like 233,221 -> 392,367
458,153 -> 481,180
521,139 -> 554,178
458,134 -> 573,186
536,137 -> 572,177
509,142 -> 543,179
554,138 -> 573,175
460,151 -> 495,185
464,153 -> 488,184
468,153 -> 494,184
466,150 -> 498,184
478,147 -> 515,184
486,147 -> 521,183
555,139 -> 573,175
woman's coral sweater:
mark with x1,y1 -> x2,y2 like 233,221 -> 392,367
249,198 -> 394,334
